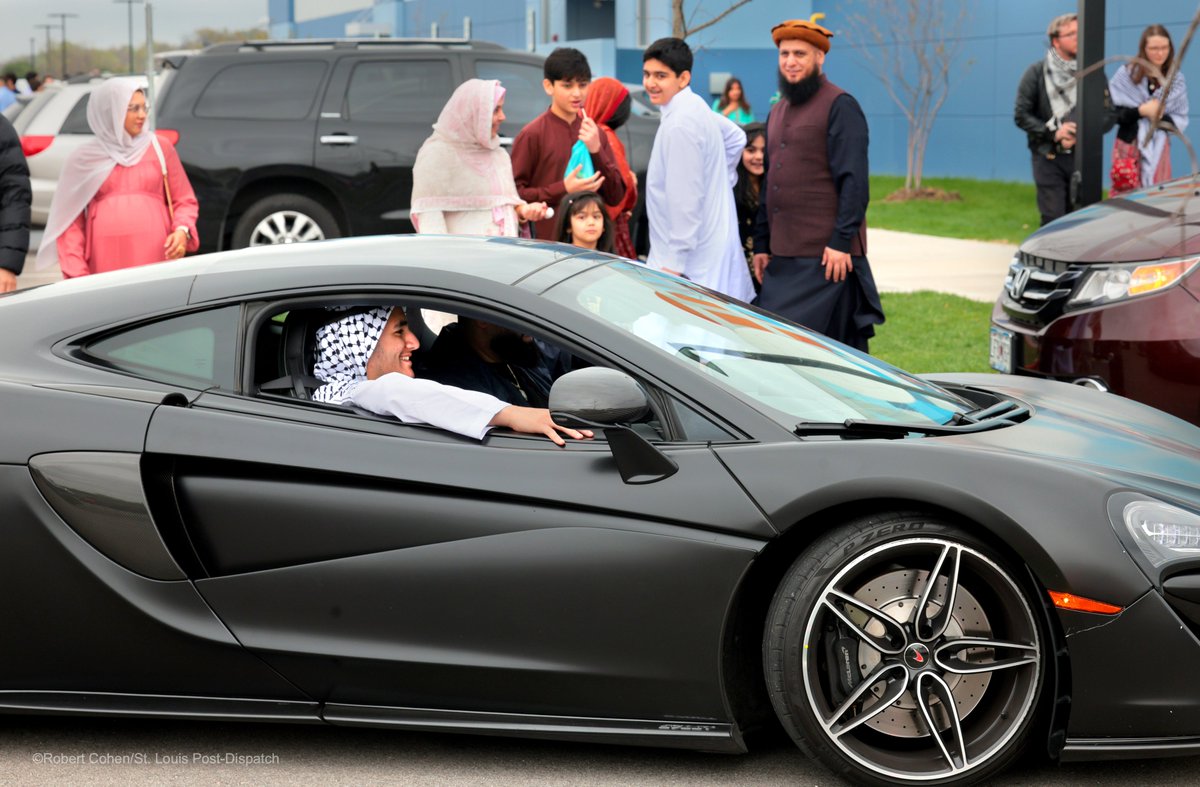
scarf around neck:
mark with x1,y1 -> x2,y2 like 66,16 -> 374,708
1044,48 -> 1077,127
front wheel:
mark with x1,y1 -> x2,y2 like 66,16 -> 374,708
231,193 -> 340,248
764,514 -> 1047,786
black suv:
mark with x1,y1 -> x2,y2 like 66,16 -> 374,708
155,39 -> 656,252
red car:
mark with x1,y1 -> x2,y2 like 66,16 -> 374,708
990,178 -> 1200,425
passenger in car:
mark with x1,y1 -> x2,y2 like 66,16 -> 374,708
311,307 -> 589,446
420,318 -> 571,408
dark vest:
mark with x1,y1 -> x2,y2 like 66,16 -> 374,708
766,76 -> 866,258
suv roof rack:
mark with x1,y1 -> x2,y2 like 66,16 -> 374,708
203,38 -> 506,54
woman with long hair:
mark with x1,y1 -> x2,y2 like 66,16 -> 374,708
734,123 -> 765,290
582,77 -> 638,258
712,77 -> 754,124
1109,24 -> 1189,191
37,77 -> 199,277
553,191 -> 614,253
411,79 -> 547,235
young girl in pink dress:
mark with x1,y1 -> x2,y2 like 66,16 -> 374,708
36,77 -> 199,277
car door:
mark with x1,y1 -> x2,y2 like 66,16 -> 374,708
2,303 -> 311,709
140,299 -> 774,724
314,55 -> 459,235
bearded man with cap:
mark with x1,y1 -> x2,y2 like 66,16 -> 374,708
311,306 -> 589,445
751,14 -> 884,352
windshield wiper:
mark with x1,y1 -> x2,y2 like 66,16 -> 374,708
796,400 -> 1029,439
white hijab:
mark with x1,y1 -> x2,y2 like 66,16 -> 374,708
35,77 -> 152,270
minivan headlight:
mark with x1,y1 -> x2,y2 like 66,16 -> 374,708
1068,257 -> 1199,308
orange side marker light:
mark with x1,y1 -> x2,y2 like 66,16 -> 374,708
1048,590 -> 1123,615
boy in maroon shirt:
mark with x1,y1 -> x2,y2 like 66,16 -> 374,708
511,48 -> 627,240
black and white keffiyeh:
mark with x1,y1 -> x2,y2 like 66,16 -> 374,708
1044,48 -> 1078,130
311,307 -> 393,404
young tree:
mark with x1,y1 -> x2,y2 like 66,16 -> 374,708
671,0 -> 754,40
848,0 -> 975,197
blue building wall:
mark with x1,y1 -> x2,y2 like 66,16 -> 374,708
813,0 -> 1200,181
267,0 -> 1200,183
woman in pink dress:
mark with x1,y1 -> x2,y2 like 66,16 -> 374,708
36,77 -> 198,277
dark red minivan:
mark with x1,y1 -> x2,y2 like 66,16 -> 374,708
990,178 -> 1200,425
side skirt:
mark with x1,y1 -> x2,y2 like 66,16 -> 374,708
0,691 -> 319,723
1061,736 -> 1200,762
324,703 -> 747,753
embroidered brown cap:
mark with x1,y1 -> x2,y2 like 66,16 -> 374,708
771,13 -> 834,52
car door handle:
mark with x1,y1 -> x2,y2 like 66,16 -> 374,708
320,134 -> 359,145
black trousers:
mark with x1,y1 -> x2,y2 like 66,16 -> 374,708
1031,152 -> 1075,226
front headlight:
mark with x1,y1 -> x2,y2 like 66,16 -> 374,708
1067,256 -> 1199,308
1122,498 -> 1200,568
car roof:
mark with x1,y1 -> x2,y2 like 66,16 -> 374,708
200,38 -> 510,57
8,236 -> 595,310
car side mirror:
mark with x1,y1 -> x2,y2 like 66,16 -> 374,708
549,368 -> 678,485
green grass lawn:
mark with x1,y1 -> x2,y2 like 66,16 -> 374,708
870,291 -> 995,374
868,176 -> 1041,245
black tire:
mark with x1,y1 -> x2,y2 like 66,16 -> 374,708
231,193 -> 341,249
764,513 -> 1047,786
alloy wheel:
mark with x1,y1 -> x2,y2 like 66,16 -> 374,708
798,536 -> 1041,782
248,210 -> 327,245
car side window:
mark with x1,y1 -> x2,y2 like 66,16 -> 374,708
82,305 -> 241,390
59,94 -> 92,135
474,60 -> 546,128
345,60 -> 453,123
195,61 -> 327,120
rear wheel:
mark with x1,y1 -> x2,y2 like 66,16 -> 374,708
764,514 -> 1046,786
231,194 -> 340,248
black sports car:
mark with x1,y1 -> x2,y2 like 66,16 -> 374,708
3,236 -> 1200,786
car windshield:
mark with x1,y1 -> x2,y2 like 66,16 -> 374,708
545,261 -> 969,428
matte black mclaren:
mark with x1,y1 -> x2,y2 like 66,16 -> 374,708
3,236 -> 1200,786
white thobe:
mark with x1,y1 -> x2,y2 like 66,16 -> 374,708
646,86 -> 754,302
346,373 -> 506,441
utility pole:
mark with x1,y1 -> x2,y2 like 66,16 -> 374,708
114,0 -> 144,74
30,38 -> 36,71
48,12 -> 79,79
34,24 -> 55,76
1075,0 -> 1106,208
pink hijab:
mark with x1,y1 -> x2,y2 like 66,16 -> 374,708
410,79 -> 522,235
36,77 -> 152,270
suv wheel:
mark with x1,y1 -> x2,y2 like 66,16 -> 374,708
232,194 -> 341,248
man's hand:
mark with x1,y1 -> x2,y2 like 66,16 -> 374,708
1054,121 -> 1077,148
490,406 -> 593,446
564,164 -> 605,194
163,229 -> 189,260
822,247 -> 853,282
517,202 -> 549,222
752,253 -> 771,283
0,269 -> 16,293
578,109 -> 601,154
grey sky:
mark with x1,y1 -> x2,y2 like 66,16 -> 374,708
2,0 -> 267,65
